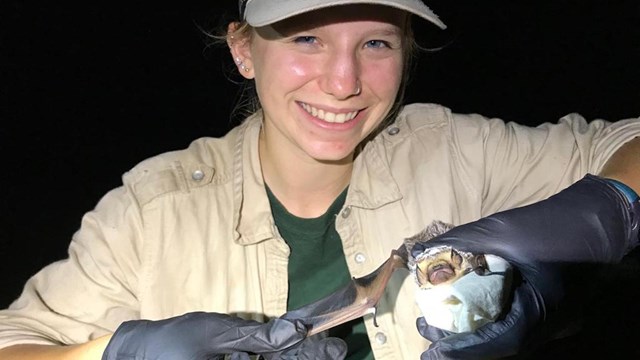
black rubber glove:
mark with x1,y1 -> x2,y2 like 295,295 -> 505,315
411,174 -> 640,359
265,332 -> 347,360
101,311 -> 343,360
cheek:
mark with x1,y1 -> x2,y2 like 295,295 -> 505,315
288,59 -> 313,78
259,50 -> 315,83
364,59 -> 403,99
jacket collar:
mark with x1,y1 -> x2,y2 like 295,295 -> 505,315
232,112 -> 277,245
349,136 -> 403,209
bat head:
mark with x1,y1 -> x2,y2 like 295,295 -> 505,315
415,249 -> 487,288
405,220 -> 488,289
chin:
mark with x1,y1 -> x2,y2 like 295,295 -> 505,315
312,153 -> 354,164
306,144 -> 357,163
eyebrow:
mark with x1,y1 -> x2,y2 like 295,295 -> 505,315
368,28 -> 402,37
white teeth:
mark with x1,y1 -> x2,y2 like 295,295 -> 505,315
324,112 -> 335,122
301,103 -> 358,123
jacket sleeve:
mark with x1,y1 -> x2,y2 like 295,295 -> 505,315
448,112 -> 640,215
0,174 -> 145,348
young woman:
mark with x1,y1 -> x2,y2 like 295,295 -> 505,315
1,1 -> 639,359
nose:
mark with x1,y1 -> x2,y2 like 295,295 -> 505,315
320,51 -> 361,99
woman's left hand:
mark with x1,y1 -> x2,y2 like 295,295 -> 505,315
412,175 -> 639,359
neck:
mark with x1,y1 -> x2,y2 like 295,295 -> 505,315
259,130 -> 353,218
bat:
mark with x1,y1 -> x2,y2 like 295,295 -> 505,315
280,220 -> 487,336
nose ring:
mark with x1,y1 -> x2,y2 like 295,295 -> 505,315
354,81 -> 361,95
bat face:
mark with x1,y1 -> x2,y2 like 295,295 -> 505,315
405,220 -> 487,289
415,248 -> 487,288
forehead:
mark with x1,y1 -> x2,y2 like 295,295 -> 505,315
267,4 -> 409,35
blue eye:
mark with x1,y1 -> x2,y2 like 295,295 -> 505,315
365,40 -> 389,49
294,36 -> 317,44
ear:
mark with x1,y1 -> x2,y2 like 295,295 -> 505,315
415,260 -> 430,287
450,248 -> 463,268
472,255 -> 488,275
227,22 -> 255,79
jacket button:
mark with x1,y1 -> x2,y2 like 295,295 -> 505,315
375,332 -> 387,345
387,126 -> 400,135
341,206 -> 351,218
192,170 -> 205,181
354,252 -> 366,264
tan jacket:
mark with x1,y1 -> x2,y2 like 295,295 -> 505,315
1,103 -> 638,359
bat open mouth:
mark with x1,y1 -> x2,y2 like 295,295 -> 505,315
427,263 -> 456,285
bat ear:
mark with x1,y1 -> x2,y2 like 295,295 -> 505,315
472,255 -> 488,275
450,249 -> 463,268
416,261 -> 429,286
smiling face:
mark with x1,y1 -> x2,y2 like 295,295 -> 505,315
232,5 -> 407,163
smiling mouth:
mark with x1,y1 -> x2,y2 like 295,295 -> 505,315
300,102 -> 359,124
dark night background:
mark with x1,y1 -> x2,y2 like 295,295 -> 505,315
1,0 -> 639,357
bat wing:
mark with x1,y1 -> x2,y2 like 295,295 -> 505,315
281,246 -> 408,336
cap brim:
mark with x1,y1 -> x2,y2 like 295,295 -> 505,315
244,0 -> 446,29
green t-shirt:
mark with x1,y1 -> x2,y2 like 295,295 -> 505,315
266,186 -> 374,360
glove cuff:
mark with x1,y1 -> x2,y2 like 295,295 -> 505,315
602,177 -> 640,247
605,178 -> 639,203
102,319 -> 154,360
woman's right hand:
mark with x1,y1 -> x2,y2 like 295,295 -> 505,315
102,312 -> 346,360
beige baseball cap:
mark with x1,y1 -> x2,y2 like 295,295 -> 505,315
239,0 -> 446,29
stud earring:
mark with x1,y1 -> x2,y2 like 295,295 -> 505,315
235,57 -> 250,72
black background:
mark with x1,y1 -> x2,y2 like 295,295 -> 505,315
1,1 -> 639,357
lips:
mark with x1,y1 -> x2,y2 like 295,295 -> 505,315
299,102 -> 359,124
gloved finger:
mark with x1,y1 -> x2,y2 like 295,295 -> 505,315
228,353 -> 252,360
292,337 -> 348,360
410,218 -> 514,262
416,316 -> 454,343
421,282 -> 541,360
213,318 -> 307,354
264,332 -> 347,360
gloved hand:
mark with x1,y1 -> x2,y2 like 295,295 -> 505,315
411,174 -> 640,359
265,332 -> 347,360
102,311 -> 346,360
